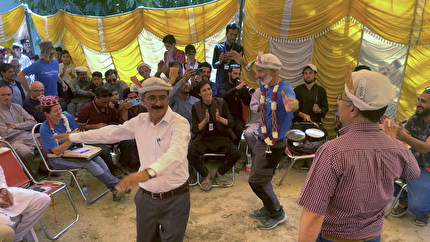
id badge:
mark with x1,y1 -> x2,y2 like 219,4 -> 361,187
224,63 -> 229,70
209,123 -> 214,131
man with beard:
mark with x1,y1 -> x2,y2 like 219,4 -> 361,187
293,64 -> 328,123
169,68 -> 199,130
54,78 -> 191,242
103,69 -> 128,100
227,51 -> 299,230
218,64 -> 251,146
387,87 -> 430,227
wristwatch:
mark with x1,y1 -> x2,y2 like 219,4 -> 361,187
145,168 -> 156,179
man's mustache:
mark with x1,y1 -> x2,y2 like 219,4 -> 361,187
152,105 -> 164,109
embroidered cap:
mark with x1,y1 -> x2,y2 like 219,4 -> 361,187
40,95 -> 60,107
137,63 -> 151,72
38,41 -> 53,49
75,66 -> 88,73
247,53 -> 282,71
137,77 -> 172,96
345,70 -> 396,111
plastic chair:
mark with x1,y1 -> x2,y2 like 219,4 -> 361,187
196,153 -> 235,187
277,146 -> 315,186
0,140 -> 79,240
31,123 -> 110,205
385,179 -> 407,218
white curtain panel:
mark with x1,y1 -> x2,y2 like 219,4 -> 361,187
203,28 -> 227,82
270,38 -> 314,88
82,44 -> 114,77
137,29 -> 165,77
358,29 -> 408,119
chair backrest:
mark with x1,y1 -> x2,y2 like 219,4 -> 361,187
32,123 -> 52,170
0,143 -> 31,188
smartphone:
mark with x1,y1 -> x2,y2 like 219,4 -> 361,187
128,97 -> 141,107
194,68 -> 203,76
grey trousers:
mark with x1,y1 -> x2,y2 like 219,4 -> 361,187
134,187 -> 190,242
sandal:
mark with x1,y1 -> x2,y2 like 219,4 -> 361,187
214,174 -> 227,186
413,216 -> 428,227
200,176 -> 212,191
391,205 -> 408,218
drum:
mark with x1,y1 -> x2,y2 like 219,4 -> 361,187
305,128 -> 326,142
286,129 -> 306,142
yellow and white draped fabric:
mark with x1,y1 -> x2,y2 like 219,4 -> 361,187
0,5 -> 27,49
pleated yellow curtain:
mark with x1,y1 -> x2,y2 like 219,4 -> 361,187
350,0 -> 416,45
62,29 -> 89,69
312,18 -> 363,139
0,5 -> 25,45
31,11 -> 65,44
397,48 -> 430,120
418,2 -> 430,45
111,39 -> 143,82
244,0 -> 285,38
63,13 -> 100,51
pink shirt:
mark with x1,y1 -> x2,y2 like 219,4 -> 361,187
297,123 -> 420,239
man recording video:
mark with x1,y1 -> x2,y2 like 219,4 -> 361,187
218,64 -> 252,146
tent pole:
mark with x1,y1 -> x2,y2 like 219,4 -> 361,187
23,4 -> 35,55
237,0 -> 245,45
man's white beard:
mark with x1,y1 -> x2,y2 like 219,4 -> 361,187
260,72 -> 273,86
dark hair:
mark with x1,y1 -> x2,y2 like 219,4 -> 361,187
169,61 -> 182,69
20,39 -> 30,45
198,62 -> 212,72
228,64 -> 241,73
185,44 -> 196,54
360,106 -> 388,122
162,35 -> 176,45
226,23 -> 240,33
30,55 -> 39,61
0,84 -> 13,93
55,47 -> 63,52
196,80 -> 212,94
38,105 -> 52,114
105,69 -> 118,79
123,88 -> 137,99
92,71 -> 103,79
60,50 -> 73,64
0,63 -> 13,76
354,65 -> 372,72
95,86 -> 112,98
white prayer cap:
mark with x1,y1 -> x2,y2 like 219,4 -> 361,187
137,77 -> 172,96
75,66 -> 88,73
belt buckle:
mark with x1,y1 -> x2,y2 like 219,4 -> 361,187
151,192 -> 162,199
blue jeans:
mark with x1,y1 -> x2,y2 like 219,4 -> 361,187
400,167 -> 430,217
317,235 -> 380,242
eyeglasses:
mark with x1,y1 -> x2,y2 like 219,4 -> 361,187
337,94 -> 352,103
107,78 -> 117,83
31,89 -> 44,93
100,93 -> 113,98
146,95 -> 168,104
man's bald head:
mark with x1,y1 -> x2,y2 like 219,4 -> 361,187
29,81 -> 45,100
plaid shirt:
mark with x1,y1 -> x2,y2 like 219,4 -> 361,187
297,123 -> 420,239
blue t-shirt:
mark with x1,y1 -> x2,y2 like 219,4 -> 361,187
23,59 -> 59,96
258,80 -> 295,141
40,113 -> 79,153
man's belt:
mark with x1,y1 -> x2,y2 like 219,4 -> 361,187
142,182 -> 189,199
321,234 -> 379,242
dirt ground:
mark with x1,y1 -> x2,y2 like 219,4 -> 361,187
32,158 -> 429,242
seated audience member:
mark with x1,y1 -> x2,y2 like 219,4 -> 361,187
75,86 -> 126,179
118,88 -> 147,123
54,47 -> 63,63
39,96 -> 126,201
20,38 -> 33,59
293,64 -> 328,123
0,49 -> 6,64
67,66 -> 93,118
184,44 -> 199,70
108,88 -> 121,111
103,69 -> 128,100
169,68 -> 199,129
30,55 -> 39,63
297,71 -> 420,241
244,88 -> 261,160
162,34 -> 185,66
88,71 -> 104,95
218,64 -> 252,146
58,50 -> 76,93
0,85 -> 38,177
11,42 -> 31,70
0,165 -> 51,241
155,61 -> 183,84
190,62 -> 219,98
137,63 -> 151,82
187,80 -> 241,190
23,81 -> 46,123
10,58 -> 32,89
387,87 -> 430,227
0,63 -> 25,106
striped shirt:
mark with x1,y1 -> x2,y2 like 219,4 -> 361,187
297,123 -> 420,239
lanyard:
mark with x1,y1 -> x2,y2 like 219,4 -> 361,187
223,41 -> 236,54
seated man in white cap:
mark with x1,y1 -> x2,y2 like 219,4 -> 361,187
137,63 -> 151,82
296,70 -> 420,241
53,77 -> 191,242
67,66 -> 93,118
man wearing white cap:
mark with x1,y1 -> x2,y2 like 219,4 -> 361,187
67,66 -> 93,118
53,77 -> 191,242
137,63 -> 151,82
293,64 -> 328,123
11,42 -> 31,70
296,70 -> 420,242
229,51 -> 299,230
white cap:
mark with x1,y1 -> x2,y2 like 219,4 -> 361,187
247,53 -> 282,71
345,70 -> 396,111
75,66 -> 88,73
137,63 -> 151,72
138,77 -> 172,95
303,64 -> 317,72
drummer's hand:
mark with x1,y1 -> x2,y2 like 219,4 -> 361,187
302,114 -> 311,122
383,118 -> 397,138
281,91 -> 298,112
313,104 -> 321,113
